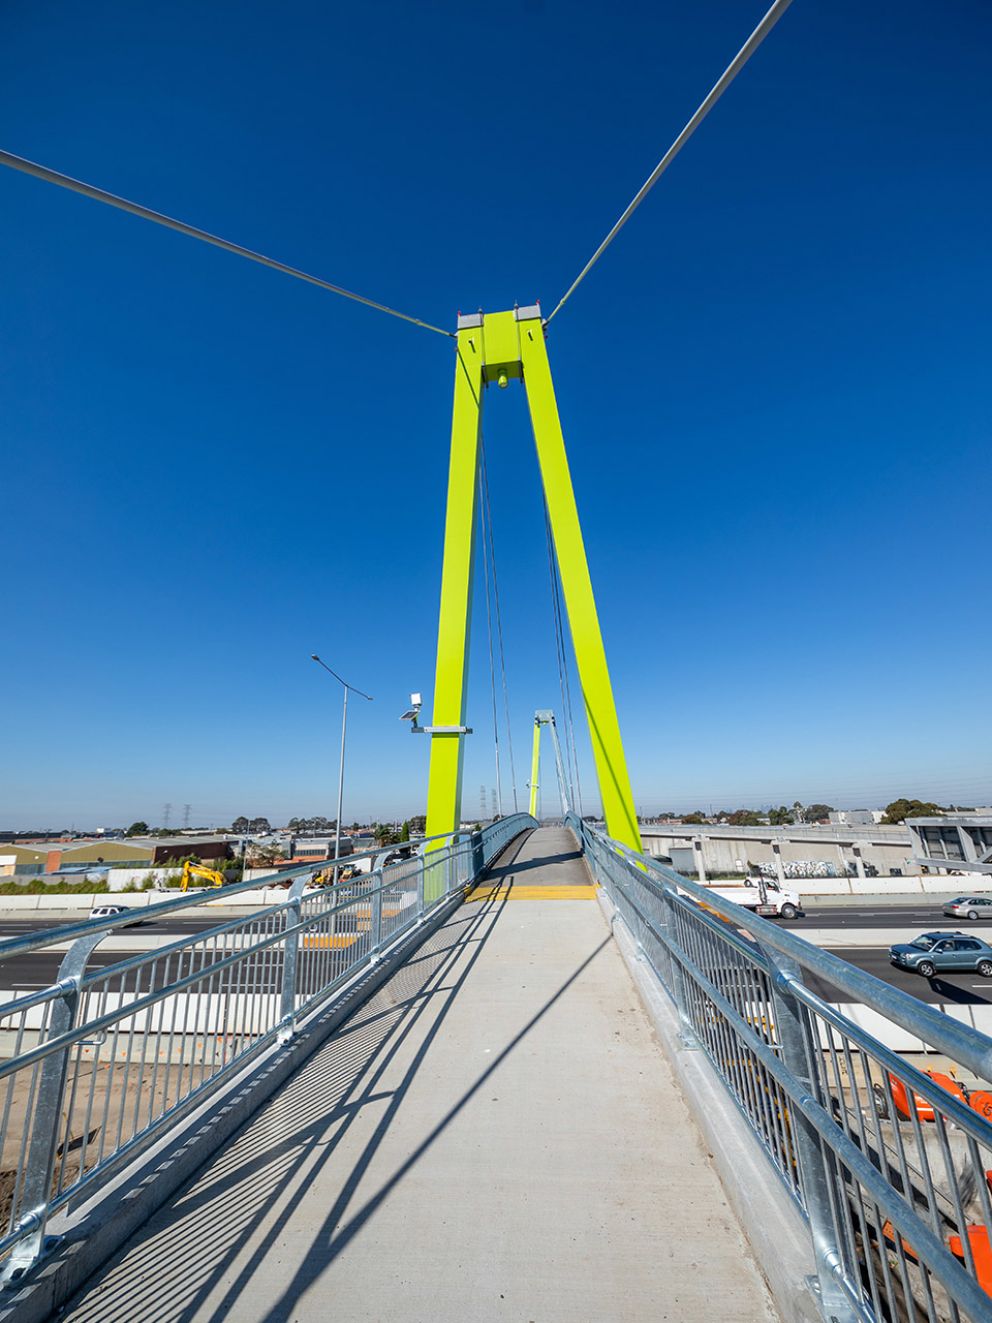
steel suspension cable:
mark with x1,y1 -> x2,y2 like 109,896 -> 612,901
542,501 -> 582,813
544,509 -> 573,800
546,508 -> 584,816
555,553 -> 585,818
479,438 -> 519,813
477,451 -> 504,817
0,148 -> 454,338
545,0 -> 793,325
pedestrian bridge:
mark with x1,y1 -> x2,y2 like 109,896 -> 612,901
53,828 -> 772,1323
2,819 -> 992,1323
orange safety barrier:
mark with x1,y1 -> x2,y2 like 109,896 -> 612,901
948,1226 -> 992,1296
887,1070 -> 967,1122
880,1220 -> 919,1262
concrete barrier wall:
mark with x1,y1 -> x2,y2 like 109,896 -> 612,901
4,875 -> 986,912
0,991 -> 284,1038
794,873 -> 992,898
105,867 -> 181,891
815,1000 -> 992,1055
0,887 -> 308,912
642,829 -> 913,878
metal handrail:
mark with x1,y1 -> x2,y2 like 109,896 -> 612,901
569,812 -> 992,1323
612,833 -> 992,1081
0,813 -> 537,1284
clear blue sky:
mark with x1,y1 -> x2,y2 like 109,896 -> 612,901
1,0 -> 989,829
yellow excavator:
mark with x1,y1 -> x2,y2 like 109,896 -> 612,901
179,861 -> 227,892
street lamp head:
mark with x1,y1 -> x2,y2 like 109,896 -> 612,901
311,652 -> 373,700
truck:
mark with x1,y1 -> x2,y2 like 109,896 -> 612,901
700,875 -> 804,920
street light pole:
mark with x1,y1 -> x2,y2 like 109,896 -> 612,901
311,654 -> 373,883
335,684 -> 348,879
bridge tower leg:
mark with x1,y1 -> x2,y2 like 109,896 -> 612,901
528,716 -> 541,819
425,306 -> 641,854
423,320 -> 484,851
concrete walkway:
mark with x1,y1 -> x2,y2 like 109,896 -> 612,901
59,828 -> 775,1323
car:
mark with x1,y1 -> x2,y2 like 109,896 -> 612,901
89,904 -> 129,921
943,896 -> 992,921
889,931 -> 992,979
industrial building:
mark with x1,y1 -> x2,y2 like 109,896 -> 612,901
0,835 -> 234,877
827,809 -> 885,827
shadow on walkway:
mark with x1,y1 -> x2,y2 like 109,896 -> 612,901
62,838 -> 608,1323
483,848 -> 584,879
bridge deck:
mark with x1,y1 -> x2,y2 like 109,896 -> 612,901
62,828 -> 774,1322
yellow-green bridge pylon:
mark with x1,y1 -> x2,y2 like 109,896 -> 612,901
528,710 -> 571,821
424,305 -> 642,859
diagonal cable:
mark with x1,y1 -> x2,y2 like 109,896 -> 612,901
476,445 -> 504,817
550,527 -> 584,818
545,0 -> 793,325
0,147 -> 454,338
478,439 -> 518,813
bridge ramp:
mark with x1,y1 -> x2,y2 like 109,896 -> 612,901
61,827 -> 775,1322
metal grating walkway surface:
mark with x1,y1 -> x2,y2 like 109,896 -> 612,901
58,828 -> 775,1323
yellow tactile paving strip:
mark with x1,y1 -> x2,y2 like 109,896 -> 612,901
466,883 -> 596,901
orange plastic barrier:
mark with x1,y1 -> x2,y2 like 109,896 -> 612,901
948,1226 -> 992,1296
880,1220 -> 918,1262
887,1071 -> 967,1122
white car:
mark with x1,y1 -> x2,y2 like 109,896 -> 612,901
89,904 -> 129,921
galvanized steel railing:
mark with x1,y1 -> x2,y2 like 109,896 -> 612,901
0,814 -> 535,1283
569,813 -> 992,1323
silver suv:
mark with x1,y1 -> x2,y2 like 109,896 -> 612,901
943,896 -> 992,921
890,932 -> 992,979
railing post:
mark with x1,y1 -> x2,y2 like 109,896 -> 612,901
370,879 -> 384,957
278,876 -> 309,1044
660,888 -> 700,1050
762,946 -> 859,1322
4,931 -> 104,1280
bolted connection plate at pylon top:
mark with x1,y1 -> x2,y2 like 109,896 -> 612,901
455,306 -> 543,386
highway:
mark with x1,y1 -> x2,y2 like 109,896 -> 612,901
792,902 -> 963,931
0,912 -> 279,994
784,903 -> 992,1004
0,910 -> 364,995
0,914 -> 233,941
803,946 -> 992,1006
2,902 -> 990,1007
0,946 -> 255,994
